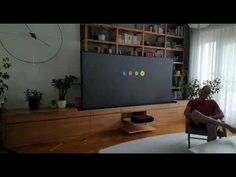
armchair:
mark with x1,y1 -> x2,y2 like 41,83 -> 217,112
185,117 -> 227,148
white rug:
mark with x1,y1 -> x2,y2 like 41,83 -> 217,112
99,132 -> 206,153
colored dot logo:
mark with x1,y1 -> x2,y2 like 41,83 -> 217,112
122,70 -> 145,77
128,71 -> 132,76
140,70 -> 145,77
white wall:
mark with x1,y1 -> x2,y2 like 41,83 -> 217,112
0,24 -> 81,109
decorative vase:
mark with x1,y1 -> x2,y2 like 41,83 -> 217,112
98,34 -> 105,41
57,100 -> 67,108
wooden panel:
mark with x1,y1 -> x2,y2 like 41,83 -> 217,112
5,116 -> 91,148
5,108 -> 90,124
90,107 -> 120,116
90,113 -> 121,133
121,111 -> 147,119
120,122 -> 156,134
116,101 -> 187,111
120,106 -> 137,113
3,101 -> 188,148
148,106 -> 186,126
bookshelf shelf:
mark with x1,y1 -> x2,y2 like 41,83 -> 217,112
118,43 -> 143,48
144,45 -> 165,50
144,31 -> 166,37
87,23 -> 117,30
118,26 -> 143,33
173,62 -> 184,64
88,39 -> 117,45
166,34 -> 184,39
166,48 -> 184,52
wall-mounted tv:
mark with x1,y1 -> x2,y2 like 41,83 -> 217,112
82,52 -> 173,109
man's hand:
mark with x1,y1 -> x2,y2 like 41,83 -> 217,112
212,107 -> 224,120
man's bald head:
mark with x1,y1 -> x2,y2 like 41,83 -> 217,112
199,85 -> 211,99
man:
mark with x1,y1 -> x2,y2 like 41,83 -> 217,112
184,85 -> 236,141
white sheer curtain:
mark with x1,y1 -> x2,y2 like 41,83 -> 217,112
189,24 -> 236,126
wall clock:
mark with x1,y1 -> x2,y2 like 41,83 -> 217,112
0,24 -> 63,64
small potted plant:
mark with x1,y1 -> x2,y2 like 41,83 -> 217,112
52,75 -> 77,108
0,57 -> 11,110
24,89 -> 42,110
0,57 -> 11,145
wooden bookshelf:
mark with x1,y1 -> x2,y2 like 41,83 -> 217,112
81,23 -> 188,94
82,24 -> 185,56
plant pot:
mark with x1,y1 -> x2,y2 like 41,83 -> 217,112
75,97 -> 82,110
28,97 -> 41,110
57,100 -> 67,108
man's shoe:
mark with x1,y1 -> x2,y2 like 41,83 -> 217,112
225,124 -> 236,134
217,129 -> 225,137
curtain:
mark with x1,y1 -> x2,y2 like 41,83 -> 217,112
189,24 -> 236,126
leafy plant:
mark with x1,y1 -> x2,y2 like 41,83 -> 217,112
0,57 -> 11,108
182,78 -> 222,99
24,89 -> 42,110
202,78 -> 222,98
52,75 -> 78,101
24,89 -> 42,101
0,57 -> 11,144
182,79 -> 201,99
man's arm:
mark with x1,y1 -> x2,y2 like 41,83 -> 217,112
184,105 -> 192,119
211,107 -> 224,120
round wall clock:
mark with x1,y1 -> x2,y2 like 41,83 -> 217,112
0,24 -> 63,64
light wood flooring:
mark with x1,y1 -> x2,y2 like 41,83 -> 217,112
11,120 -> 233,153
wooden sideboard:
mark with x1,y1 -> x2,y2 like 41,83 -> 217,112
2,100 -> 188,148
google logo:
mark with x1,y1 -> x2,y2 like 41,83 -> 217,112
122,70 -> 145,77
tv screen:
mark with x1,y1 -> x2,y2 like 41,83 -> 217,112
82,52 -> 173,109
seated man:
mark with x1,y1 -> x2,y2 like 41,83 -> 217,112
184,85 -> 236,142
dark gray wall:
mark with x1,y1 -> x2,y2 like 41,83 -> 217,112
82,52 -> 173,109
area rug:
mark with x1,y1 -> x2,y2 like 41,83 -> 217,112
99,132 -> 206,153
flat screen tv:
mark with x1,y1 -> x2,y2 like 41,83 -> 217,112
82,52 -> 173,109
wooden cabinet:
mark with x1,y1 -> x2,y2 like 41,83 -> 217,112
81,23 -> 189,99
2,101 -> 188,148
3,108 -> 91,148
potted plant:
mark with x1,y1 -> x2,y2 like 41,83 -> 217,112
24,89 -> 42,110
0,57 -> 11,109
0,57 -> 11,145
202,78 -> 222,98
182,79 -> 201,100
182,78 -> 222,100
52,75 -> 77,108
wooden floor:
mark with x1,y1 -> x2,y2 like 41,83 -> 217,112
10,120 -> 234,153
12,120 -> 186,153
